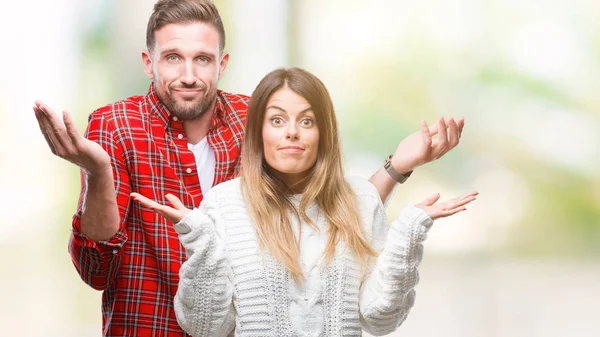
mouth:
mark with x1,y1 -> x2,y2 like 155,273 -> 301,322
171,89 -> 204,100
172,87 -> 204,93
279,146 -> 305,153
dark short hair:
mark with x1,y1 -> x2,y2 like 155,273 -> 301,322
146,0 -> 225,53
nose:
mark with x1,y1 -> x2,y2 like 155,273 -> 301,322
180,61 -> 197,86
285,123 -> 299,140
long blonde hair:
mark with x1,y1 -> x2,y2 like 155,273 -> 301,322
240,68 -> 377,282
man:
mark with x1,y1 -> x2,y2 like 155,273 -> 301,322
33,0 -> 463,336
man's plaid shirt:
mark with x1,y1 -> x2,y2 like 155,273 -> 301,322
69,84 -> 248,336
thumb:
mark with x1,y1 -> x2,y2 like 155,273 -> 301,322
165,193 -> 185,209
416,193 -> 440,207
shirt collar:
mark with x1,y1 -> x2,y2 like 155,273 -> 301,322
212,91 -> 225,129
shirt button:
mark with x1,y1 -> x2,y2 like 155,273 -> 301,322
177,134 -> 184,140
186,168 -> 193,174
173,116 -> 179,121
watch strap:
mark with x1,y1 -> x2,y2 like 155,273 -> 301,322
384,155 -> 413,184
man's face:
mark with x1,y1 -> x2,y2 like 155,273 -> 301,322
143,22 -> 229,120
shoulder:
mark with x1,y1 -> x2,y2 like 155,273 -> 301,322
217,90 -> 250,105
218,90 -> 250,106
346,176 -> 380,201
208,177 -> 242,195
202,178 -> 243,204
89,95 -> 146,120
346,176 -> 383,222
217,90 -> 250,122
200,178 -> 248,228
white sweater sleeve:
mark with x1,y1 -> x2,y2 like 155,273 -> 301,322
172,190 -> 235,337
359,200 -> 433,336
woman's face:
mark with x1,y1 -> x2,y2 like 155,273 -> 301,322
262,86 -> 320,187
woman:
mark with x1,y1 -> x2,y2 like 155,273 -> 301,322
131,67 -> 477,337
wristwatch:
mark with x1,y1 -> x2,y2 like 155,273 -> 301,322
384,155 -> 413,184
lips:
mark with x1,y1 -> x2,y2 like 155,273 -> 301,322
172,89 -> 203,94
279,146 -> 304,153
172,89 -> 203,99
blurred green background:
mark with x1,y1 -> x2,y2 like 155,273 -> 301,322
1,0 -> 599,336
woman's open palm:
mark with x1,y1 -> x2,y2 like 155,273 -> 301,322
415,191 -> 478,220
130,192 -> 192,223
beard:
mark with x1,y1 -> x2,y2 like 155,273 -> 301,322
154,81 -> 218,121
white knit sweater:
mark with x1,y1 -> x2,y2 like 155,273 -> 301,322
173,177 -> 433,337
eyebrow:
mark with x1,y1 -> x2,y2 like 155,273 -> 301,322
266,105 -> 313,115
160,48 -> 216,59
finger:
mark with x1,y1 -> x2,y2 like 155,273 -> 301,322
34,105 -> 65,156
429,190 -> 478,219
431,117 -> 448,159
454,190 -> 479,202
462,190 -> 478,197
36,101 -> 62,126
453,195 -> 477,208
416,193 -> 440,207
37,102 -> 73,156
434,207 -> 467,219
130,192 -> 162,210
456,117 -> 465,139
131,192 -> 181,221
34,106 -> 58,155
430,190 -> 477,212
438,118 -> 459,158
428,121 -> 439,136
63,110 -> 82,147
441,191 -> 476,205
443,194 -> 477,210
165,193 -> 186,210
420,120 -> 432,148
447,117 -> 459,148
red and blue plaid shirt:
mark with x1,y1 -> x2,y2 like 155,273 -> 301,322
69,85 -> 249,336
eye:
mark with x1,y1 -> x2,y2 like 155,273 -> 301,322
270,117 -> 284,126
196,56 -> 210,63
300,118 -> 314,127
166,54 -> 181,62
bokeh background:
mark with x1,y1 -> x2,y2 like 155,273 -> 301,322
1,0 -> 599,336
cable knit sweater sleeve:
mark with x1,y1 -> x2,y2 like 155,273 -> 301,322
358,187 -> 434,336
172,188 -> 235,337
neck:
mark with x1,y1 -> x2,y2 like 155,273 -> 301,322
184,101 -> 216,144
273,171 -> 307,194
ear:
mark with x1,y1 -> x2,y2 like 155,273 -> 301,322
218,51 -> 230,80
142,49 -> 154,80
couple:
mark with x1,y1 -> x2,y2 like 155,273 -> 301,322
131,67 -> 477,337
33,0 -> 476,336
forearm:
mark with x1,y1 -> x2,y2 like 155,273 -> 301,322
174,208 -> 234,337
80,165 -> 120,241
368,167 -> 398,203
359,206 -> 433,335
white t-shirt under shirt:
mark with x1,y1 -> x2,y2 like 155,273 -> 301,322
187,137 -> 215,196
